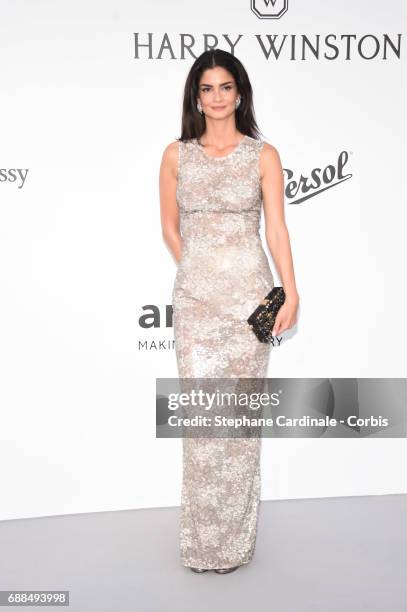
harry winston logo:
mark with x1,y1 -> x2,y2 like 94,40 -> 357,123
251,0 -> 289,19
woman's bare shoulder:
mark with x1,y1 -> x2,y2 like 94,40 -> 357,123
259,141 -> 283,179
260,141 -> 280,158
161,139 -> 180,160
161,140 -> 180,177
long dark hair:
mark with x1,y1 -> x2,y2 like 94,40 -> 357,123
179,50 -> 263,142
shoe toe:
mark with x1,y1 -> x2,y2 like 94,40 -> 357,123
214,565 -> 240,574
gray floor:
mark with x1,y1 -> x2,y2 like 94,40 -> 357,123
1,495 -> 406,611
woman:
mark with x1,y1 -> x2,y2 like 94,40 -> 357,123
160,50 -> 299,574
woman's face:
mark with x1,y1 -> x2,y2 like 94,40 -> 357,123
197,66 -> 239,119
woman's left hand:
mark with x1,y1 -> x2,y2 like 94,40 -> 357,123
271,296 -> 299,336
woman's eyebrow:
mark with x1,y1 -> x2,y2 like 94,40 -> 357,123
199,81 -> 233,87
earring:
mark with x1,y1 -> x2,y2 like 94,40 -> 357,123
235,96 -> 241,109
197,100 -> 203,114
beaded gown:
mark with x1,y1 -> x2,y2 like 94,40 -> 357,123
172,134 -> 274,570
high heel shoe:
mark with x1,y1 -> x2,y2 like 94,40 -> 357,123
214,565 -> 240,574
189,567 -> 209,573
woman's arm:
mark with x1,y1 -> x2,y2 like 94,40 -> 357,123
159,141 -> 183,264
260,143 -> 299,335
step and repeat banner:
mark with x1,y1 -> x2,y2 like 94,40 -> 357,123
1,1 -> 406,520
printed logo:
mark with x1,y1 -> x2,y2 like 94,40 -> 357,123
285,150 -> 352,205
251,0 -> 288,19
0,168 -> 29,189
138,305 -> 176,350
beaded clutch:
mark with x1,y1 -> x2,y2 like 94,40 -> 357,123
247,286 -> 286,343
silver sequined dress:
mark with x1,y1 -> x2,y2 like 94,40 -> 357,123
172,134 -> 274,570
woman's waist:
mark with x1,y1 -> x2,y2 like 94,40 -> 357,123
178,242 -> 270,271
180,223 -> 263,248
179,210 -> 260,237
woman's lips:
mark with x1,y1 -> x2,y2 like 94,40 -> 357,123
212,106 -> 226,110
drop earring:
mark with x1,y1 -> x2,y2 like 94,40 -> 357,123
235,96 -> 241,109
197,100 -> 203,114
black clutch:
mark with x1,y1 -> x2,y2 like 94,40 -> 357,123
247,286 -> 286,343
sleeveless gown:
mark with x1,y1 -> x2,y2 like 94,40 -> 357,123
172,134 -> 274,570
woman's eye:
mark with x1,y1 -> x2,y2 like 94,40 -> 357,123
201,86 -> 232,93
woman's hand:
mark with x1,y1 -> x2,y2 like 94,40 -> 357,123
271,295 -> 299,337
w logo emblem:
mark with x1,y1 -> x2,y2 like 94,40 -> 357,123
251,0 -> 288,18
